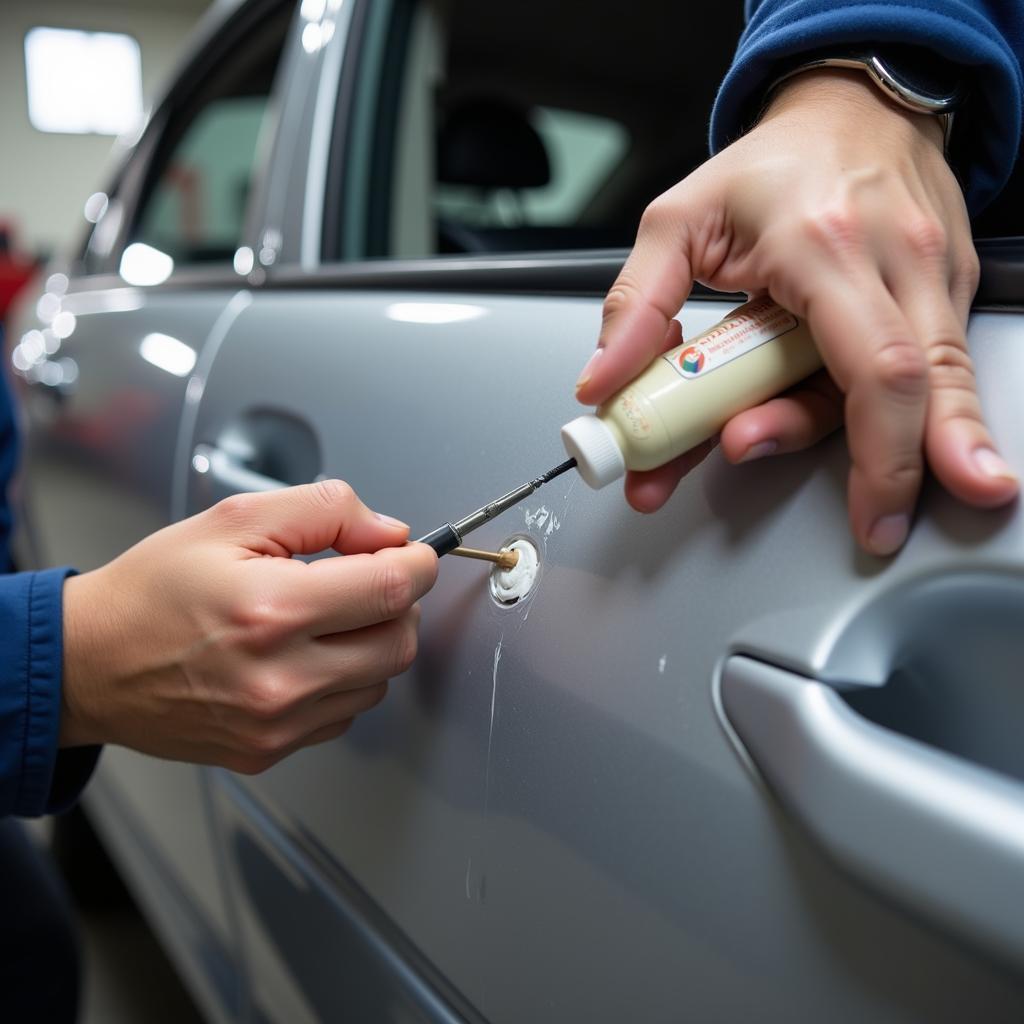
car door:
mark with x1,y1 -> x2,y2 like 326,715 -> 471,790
183,1 -> 1024,1022
9,2 -> 304,1021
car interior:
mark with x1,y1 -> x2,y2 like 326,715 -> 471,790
121,0 -> 1024,274
333,0 -> 746,261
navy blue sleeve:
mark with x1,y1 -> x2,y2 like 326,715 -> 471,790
711,1 -> 1024,213
0,568 -> 101,818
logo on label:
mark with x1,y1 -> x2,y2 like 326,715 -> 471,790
663,300 -> 799,381
678,347 -> 704,375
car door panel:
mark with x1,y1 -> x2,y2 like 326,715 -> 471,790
12,284 -> 248,1022
183,289 -> 1024,1021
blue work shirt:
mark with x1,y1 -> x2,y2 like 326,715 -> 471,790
712,1 -> 1024,214
0,367 -> 98,817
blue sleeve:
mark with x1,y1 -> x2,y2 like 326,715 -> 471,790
711,1 -> 1024,213
0,362 -> 18,574
0,568 -> 101,818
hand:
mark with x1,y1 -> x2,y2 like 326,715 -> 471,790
576,69 -> 1019,555
60,481 -> 437,773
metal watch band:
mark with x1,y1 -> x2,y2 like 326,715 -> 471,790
765,51 -> 965,151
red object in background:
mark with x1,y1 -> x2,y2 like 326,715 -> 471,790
0,221 -> 39,323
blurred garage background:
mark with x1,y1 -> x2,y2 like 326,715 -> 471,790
2,3 -> 216,1019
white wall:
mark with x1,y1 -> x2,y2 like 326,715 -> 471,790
0,1 -> 213,256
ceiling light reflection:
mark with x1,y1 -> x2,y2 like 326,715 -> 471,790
84,192 -> 109,224
120,243 -> 174,286
45,273 -> 69,295
36,293 -> 60,323
301,22 -> 324,53
62,289 -> 145,316
384,302 -> 488,325
19,330 -> 45,362
139,333 -> 197,377
51,311 -> 77,340
233,246 -> 255,275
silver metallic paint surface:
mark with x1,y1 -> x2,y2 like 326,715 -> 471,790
178,292 -> 1024,1021
11,286 -> 243,1020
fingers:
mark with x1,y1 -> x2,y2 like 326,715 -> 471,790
623,439 -> 717,513
311,610 -> 421,690
576,191 -> 699,406
719,371 -> 844,463
795,275 -> 931,554
301,543 -> 437,635
886,256 -> 1019,511
211,479 -> 411,557
226,686 -> 385,775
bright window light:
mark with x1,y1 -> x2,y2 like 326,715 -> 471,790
25,27 -> 143,135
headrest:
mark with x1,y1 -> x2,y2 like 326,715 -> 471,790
438,99 -> 550,189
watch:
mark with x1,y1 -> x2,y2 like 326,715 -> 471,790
767,45 -> 967,149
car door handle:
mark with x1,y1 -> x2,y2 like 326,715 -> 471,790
720,655 -> 1024,967
192,442 -> 287,495
189,411 -> 321,506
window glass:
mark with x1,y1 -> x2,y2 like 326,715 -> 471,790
434,107 -> 629,229
330,0 -> 744,261
135,98 -> 268,264
126,7 -> 290,268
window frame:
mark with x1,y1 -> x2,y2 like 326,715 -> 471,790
76,0 -> 297,283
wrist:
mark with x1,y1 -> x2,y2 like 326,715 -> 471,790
760,67 -> 945,153
60,570 -> 114,747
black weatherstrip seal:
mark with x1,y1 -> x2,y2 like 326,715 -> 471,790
68,239 -> 1024,306
260,238 -> 1024,307
320,0 -> 372,264
264,250 -> 745,301
973,237 -> 1024,307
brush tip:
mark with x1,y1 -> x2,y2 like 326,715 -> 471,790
541,458 -> 577,484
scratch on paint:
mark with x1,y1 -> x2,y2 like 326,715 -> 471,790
489,640 -> 502,734
658,655 -> 667,674
483,635 -> 503,820
464,857 -> 473,900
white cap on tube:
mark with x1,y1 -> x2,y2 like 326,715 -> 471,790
561,414 -> 626,489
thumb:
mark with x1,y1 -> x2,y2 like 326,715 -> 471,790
575,194 -> 697,407
214,480 -> 410,557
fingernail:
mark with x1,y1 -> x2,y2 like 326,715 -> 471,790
867,514 -> 909,556
575,348 -> 603,391
375,512 -> 409,530
739,440 -> 778,463
972,446 -> 1018,482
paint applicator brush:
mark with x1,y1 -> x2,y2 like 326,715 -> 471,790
417,458 -> 577,557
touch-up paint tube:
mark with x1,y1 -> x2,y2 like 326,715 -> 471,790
561,298 -> 822,488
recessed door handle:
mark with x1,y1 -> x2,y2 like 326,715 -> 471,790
189,410 -> 321,508
192,443 -> 286,495
720,655 -> 1024,967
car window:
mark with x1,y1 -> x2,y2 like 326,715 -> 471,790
328,0 -> 744,261
124,5 -> 293,269
434,106 -> 630,230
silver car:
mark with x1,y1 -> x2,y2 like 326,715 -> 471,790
9,0 -> 1024,1020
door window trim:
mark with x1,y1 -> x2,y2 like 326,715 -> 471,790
77,0 -> 297,282
62,239 -> 1024,309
